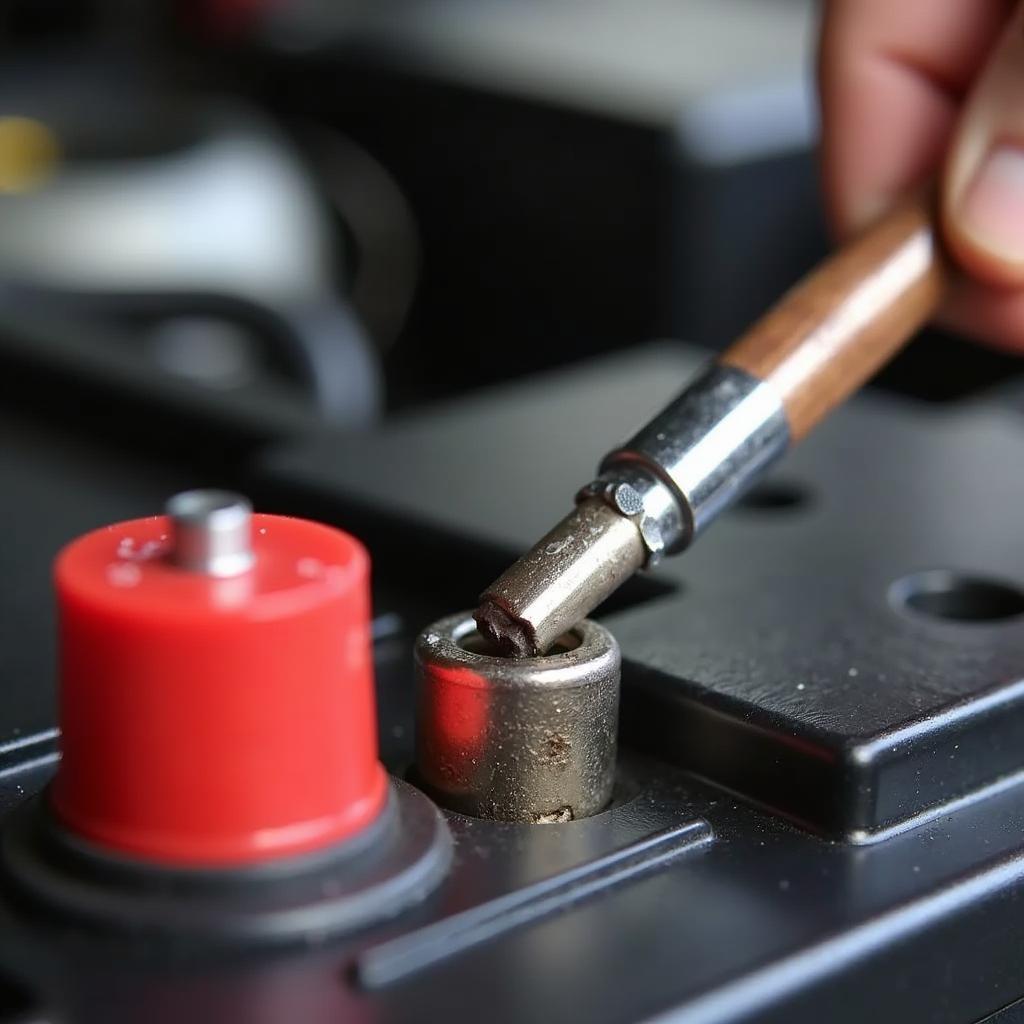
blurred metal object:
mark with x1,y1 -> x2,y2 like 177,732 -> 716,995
415,612 -> 620,823
0,98 -> 381,423
0,104 -> 332,303
148,316 -> 258,390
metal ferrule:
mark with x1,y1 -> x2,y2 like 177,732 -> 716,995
585,364 -> 790,560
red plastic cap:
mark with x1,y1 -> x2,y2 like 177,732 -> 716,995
52,513 -> 387,867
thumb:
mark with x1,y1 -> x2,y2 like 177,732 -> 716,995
943,0 -> 1024,287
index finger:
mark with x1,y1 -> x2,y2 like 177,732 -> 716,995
818,0 -> 1009,233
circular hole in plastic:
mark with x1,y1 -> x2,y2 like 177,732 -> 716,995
735,479 -> 810,513
891,571 -> 1024,623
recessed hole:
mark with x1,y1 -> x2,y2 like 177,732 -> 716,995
458,629 -> 581,658
735,479 -> 810,513
890,571 -> 1024,623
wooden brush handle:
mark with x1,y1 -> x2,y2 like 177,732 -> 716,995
720,192 -> 947,441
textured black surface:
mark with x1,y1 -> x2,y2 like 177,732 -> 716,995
1,338 -> 1024,1022
613,395 -> 1024,838
2,780 -> 452,945
4,732 -> 1024,1024
255,342 -> 1024,839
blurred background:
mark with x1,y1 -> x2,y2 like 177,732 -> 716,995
0,0 -> 1020,444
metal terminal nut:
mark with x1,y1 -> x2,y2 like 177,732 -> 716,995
414,612 -> 620,823
576,472 -> 675,565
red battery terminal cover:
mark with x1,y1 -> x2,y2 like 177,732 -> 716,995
52,510 -> 387,867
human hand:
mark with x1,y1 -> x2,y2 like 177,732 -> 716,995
819,0 -> 1024,352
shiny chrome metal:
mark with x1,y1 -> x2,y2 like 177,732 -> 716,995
165,489 -> 255,577
576,463 -> 683,566
594,363 -> 789,556
415,612 -> 620,823
473,364 -> 789,657
476,499 -> 645,658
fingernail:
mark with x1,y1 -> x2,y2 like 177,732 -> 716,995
958,145 -> 1024,264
